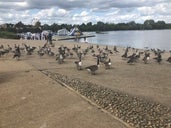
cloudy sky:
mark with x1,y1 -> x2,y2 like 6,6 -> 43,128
0,0 -> 171,25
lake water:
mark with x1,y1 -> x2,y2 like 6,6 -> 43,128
75,30 -> 171,50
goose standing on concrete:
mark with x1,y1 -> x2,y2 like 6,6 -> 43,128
104,58 -> 112,69
122,47 -> 129,58
113,46 -> 119,53
56,46 -> 65,64
167,51 -> 171,63
153,52 -> 162,64
13,45 -> 21,60
85,57 -> 100,75
143,52 -> 150,64
127,53 -> 137,64
75,55 -> 82,70
167,56 -> 171,63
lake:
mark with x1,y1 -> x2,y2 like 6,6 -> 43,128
74,30 -> 171,50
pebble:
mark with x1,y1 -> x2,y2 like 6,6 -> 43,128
44,71 -> 171,128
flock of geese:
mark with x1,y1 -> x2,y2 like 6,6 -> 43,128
0,42 -> 171,75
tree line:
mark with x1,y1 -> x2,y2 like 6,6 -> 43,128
1,19 -> 171,34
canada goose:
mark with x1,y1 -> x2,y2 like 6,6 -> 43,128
153,53 -> 162,64
113,46 -> 119,53
167,57 -> 171,63
167,51 -> 171,63
13,46 -> 21,60
122,47 -> 129,58
105,45 -> 108,51
23,44 -> 36,55
75,56 -> 82,70
0,44 -> 4,49
143,52 -> 150,64
56,53 -> 64,64
48,51 -> 54,56
0,46 -> 9,57
66,48 -> 73,58
104,58 -> 112,69
37,51 -> 44,56
7,45 -> 12,51
0,51 -> 6,57
85,57 -> 100,75
47,47 -> 54,56
96,45 -> 99,49
127,53 -> 137,64
37,46 -> 44,56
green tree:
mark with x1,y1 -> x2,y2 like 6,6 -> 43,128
143,19 -> 155,29
14,21 -> 25,33
128,21 -> 138,30
34,21 -> 41,29
155,21 -> 166,29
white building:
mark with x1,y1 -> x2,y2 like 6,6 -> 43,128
57,28 -> 69,36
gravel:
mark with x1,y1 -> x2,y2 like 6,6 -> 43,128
43,71 -> 171,128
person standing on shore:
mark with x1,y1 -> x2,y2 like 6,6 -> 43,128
48,32 -> 52,45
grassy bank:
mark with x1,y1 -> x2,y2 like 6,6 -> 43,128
0,31 -> 19,39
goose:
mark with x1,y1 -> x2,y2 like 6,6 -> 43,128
167,51 -> 171,63
85,57 -> 100,75
47,47 -> 54,56
23,44 -> 36,55
96,45 -> 99,49
37,51 -> 44,56
66,48 -> 73,58
127,53 -> 137,64
0,46 -> 9,57
121,47 -> 129,58
104,58 -> 112,69
56,53 -> 64,64
113,46 -> 119,53
105,45 -> 108,51
37,46 -> 44,56
167,57 -> 171,63
75,56 -> 82,70
7,45 -> 12,51
13,46 -> 21,60
143,52 -> 150,64
0,51 -> 6,57
0,44 -> 4,49
153,53 -> 162,64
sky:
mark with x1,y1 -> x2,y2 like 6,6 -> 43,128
0,0 -> 171,25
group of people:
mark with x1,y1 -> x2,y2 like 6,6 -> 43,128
19,31 -> 53,44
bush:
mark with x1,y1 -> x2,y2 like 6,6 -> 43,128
0,31 -> 20,39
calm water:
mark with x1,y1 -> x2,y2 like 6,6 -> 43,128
75,30 -> 171,50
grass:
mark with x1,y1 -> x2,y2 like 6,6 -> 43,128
0,31 -> 20,39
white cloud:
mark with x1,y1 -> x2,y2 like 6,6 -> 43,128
138,7 -> 155,16
0,0 -> 171,25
